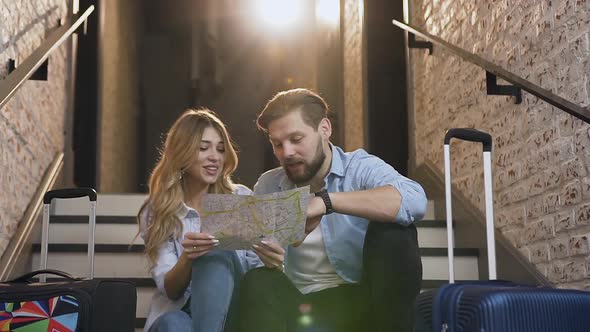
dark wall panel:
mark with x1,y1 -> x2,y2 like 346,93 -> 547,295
365,0 -> 408,175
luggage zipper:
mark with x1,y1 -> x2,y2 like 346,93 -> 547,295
441,323 -> 448,332
0,287 -> 91,331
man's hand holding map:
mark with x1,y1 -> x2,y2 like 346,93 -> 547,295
200,186 -> 312,250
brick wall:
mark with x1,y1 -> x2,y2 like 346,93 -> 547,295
342,0 -> 366,150
409,0 -> 590,288
0,1 -> 71,255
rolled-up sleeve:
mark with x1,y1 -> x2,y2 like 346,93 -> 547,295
139,205 -> 178,294
150,239 -> 178,294
391,178 -> 427,225
243,250 -> 263,270
350,152 -> 427,225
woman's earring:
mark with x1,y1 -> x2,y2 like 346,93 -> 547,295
179,170 -> 185,181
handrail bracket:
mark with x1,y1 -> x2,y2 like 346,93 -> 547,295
408,33 -> 433,55
8,59 -> 49,81
76,18 -> 89,35
0,6 -> 94,110
486,71 -> 522,104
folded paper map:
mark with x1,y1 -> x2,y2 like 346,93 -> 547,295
200,186 -> 312,250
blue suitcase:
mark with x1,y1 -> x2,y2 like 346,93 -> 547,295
416,129 -> 590,332
431,281 -> 520,331
415,128 -> 507,332
448,285 -> 590,331
416,282 -> 515,331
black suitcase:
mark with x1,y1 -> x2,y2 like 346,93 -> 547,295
0,188 -> 136,332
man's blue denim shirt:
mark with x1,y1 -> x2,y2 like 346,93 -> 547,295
253,144 -> 427,283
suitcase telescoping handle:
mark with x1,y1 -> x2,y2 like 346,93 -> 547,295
43,188 -> 97,204
8,269 -> 81,283
41,188 -> 97,282
443,129 -> 495,283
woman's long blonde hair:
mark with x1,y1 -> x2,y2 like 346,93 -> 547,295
139,108 -> 238,268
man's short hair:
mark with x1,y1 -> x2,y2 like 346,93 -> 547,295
257,88 -> 329,133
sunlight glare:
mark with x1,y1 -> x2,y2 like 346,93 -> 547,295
254,0 -> 303,28
358,0 -> 364,26
316,0 -> 340,26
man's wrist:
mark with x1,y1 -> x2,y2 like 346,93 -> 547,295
315,189 -> 334,215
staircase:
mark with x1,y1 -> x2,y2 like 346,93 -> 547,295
31,195 -> 480,331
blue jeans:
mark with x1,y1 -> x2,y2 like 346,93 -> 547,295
150,250 -> 245,332
149,310 -> 191,332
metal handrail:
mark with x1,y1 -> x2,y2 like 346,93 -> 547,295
0,6 -> 95,110
393,19 -> 590,123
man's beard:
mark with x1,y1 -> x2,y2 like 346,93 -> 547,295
283,140 -> 326,185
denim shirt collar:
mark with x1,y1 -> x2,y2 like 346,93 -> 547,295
329,143 -> 345,177
176,202 -> 199,219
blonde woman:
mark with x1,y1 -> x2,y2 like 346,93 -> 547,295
138,109 -> 261,332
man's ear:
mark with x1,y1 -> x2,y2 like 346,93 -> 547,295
318,118 -> 332,139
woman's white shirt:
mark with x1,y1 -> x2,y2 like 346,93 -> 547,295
139,184 -> 262,332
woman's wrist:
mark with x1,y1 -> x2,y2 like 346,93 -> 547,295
179,251 -> 193,265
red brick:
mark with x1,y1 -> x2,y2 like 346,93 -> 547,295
575,204 -> 590,226
569,234 -> 590,256
530,243 -> 550,263
550,237 -> 570,259
555,210 -> 576,232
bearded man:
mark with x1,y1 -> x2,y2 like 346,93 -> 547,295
239,88 -> 427,332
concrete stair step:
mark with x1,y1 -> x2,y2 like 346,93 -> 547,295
31,244 -> 478,282
51,194 -> 147,216
37,217 -> 450,248
51,196 -> 437,219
